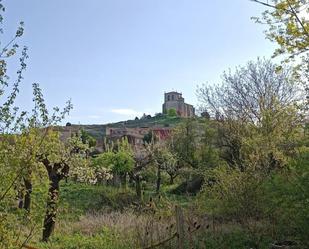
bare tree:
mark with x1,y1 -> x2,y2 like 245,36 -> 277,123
197,58 -> 305,170
197,58 -> 304,123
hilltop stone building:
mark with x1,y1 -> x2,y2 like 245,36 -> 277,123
162,91 -> 195,117
58,91 -> 194,153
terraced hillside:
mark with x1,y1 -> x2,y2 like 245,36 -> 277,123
57,115 -> 185,141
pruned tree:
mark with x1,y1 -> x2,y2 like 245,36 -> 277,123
38,130 -> 88,242
150,142 -> 177,193
16,83 -> 72,213
165,157 -> 180,185
131,150 -> 152,199
0,1 -> 73,246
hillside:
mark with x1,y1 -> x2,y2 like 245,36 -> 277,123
60,115 -> 185,140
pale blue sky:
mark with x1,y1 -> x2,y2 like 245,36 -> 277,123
4,0 -> 275,124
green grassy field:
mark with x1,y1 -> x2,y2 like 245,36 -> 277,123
29,182 -> 192,249
24,181 -> 278,249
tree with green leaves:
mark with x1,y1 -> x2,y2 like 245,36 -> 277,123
197,58 -> 307,247
94,138 -> 135,188
169,118 -> 223,194
2,81 -> 73,243
38,129 -> 88,242
252,0 -> 309,110
80,128 -> 97,149
0,1 -> 75,245
251,0 -> 308,59
171,118 -> 199,169
131,150 -> 152,199
150,142 -> 177,193
0,2 -> 42,247
167,108 -> 177,117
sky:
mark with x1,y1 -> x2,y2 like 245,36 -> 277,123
3,0 -> 276,124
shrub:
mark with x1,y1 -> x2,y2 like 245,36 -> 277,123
167,108 -> 177,117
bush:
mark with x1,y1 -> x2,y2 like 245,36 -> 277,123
263,148 -> 309,247
99,187 -> 137,210
167,108 -> 177,117
198,148 -> 309,248
196,230 -> 272,249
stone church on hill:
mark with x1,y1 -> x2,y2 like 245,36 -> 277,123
162,91 -> 195,117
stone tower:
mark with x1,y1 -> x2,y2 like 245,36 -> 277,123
162,91 -> 195,117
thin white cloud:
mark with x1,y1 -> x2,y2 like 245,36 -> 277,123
110,108 -> 142,116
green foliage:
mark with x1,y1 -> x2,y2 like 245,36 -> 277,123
240,103 -> 304,172
200,165 -> 265,218
94,138 -> 135,175
37,230 -> 130,249
0,129 -> 50,248
0,0 -> 308,248
170,118 -> 222,171
197,230 -> 272,249
196,57 -> 308,247
152,144 -> 177,167
252,0 -> 309,59
143,130 -> 156,144
57,182 -> 136,219
252,0 -> 309,102
198,147 -> 309,247
80,129 -> 97,148
171,118 -> 199,168
167,108 -> 177,117
112,150 -> 135,174
38,129 -> 89,178
264,148 -> 309,247
0,1 -> 73,242
197,120 -> 222,171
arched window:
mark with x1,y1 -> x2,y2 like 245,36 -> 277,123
167,95 -> 170,101
172,95 -> 174,100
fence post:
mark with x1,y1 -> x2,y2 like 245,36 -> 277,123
175,205 -> 185,249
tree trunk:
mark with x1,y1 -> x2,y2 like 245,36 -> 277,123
18,190 -> 24,209
121,173 -> 127,189
23,178 -> 32,212
42,172 -> 60,242
156,166 -> 161,193
135,175 -> 142,200
169,175 -> 174,185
